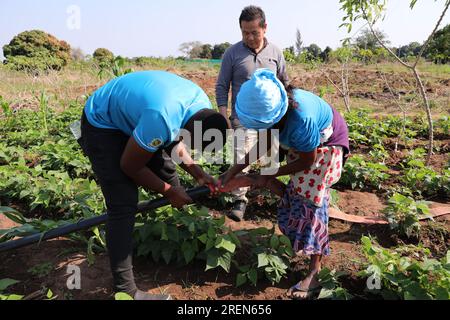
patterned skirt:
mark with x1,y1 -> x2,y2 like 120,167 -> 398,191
277,181 -> 330,256
276,146 -> 344,256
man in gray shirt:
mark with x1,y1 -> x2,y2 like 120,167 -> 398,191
216,5 -> 288,221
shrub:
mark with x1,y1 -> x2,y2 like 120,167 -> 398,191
3,30 -> 71,73
93,48 -> 114,64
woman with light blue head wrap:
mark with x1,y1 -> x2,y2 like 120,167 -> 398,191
218,69 -> 350,299
235,68 -> 288,130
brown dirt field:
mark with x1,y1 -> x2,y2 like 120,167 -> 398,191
0,66 -> 448,300
1,190 -> 448,300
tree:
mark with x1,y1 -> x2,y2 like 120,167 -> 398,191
320,46 -> 333,62
354,28 -> 390,50
424,24 -> 450,63
179,41 -> 203,58
71,47 -> 85,61
295,28 -> 303,55
408,42 -> 422,56
3,30 -> 71,73
199,44 -> 212,59
325,46 -> 354,112
305,44 -> 322,59
211,42 -> 231,59
357,48 -> 374,63
397,42 -> 422,59
93,48 -> 114,64
339,0 -> 450,164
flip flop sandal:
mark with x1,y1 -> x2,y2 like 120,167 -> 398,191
287,282 -> 322,300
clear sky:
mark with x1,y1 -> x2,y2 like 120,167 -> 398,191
1,0 -> 449,59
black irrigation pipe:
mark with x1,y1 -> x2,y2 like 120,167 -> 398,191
0,186 -> 210,253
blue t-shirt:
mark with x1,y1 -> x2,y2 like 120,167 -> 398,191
279,89 -> 333,152
84,71 -> 211,152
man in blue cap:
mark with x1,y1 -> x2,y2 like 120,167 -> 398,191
215,5 -> 288,221
219,68 -> 349,299
80,70 -> 229,300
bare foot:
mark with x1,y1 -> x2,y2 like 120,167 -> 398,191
287,272 -> 321,300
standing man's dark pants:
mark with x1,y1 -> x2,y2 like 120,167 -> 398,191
80,112 -> 180,295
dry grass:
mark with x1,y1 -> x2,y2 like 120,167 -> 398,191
0,60 -> 448,117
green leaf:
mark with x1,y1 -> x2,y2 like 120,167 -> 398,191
248,269 -> 258,286
318,288 -> 334,299
236,273 -> 247,287
270,235 -> 279,249
257,253 -> 269,268
19,190 -> 31,199
215,237 -> 236,253
218,252 -> 232,272
207,226 -> 215,238
279,235 -> 291,247
181,242 -> 196,264
160,223 -> 168,241
0,208 -> 28,224
197,233 -> 208,244
114,292 -> 134,300
3,294 -> 24,300
167,225 -> 179,242
205,239 -> 215,251
227,232 -> 241,247
0,278 -> 20,291
250,227 -> 270,236
403,282 -> 432,300
434,286 -> 450,300
46,289 -> 53,299
205,250 -> 219,271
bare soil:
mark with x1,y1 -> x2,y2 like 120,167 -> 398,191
1,189 -> 448,300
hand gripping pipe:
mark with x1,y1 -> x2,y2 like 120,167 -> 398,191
0,186 -> 210,253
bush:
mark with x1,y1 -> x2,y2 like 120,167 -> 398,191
93,48 -> 114,64
3,30 -> 71,73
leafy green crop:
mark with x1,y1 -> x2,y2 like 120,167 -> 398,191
383,193 -> 430,237
317,268 -> 353,300
134,205 -> 238,272
134,206 -> 293,286
360,236 -> 450,300
235,228 -> 293,287
340,155 -> 390,190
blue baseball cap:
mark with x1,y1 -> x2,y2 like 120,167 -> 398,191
235,68 -> 288,129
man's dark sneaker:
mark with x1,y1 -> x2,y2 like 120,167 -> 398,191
133,289 -> 172,300
228,200 -> 247,222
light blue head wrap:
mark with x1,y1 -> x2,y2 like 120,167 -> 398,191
235,68 -> 288,129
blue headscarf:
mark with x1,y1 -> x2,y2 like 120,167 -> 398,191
235,68 -> 288,129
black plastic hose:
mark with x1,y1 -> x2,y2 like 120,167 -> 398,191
0,186 -> 210,253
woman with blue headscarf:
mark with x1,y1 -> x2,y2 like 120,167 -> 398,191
219,68 -> 350,299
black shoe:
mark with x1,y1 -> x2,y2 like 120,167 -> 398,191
133,289 -> 172,300
228,200 -> 247,222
